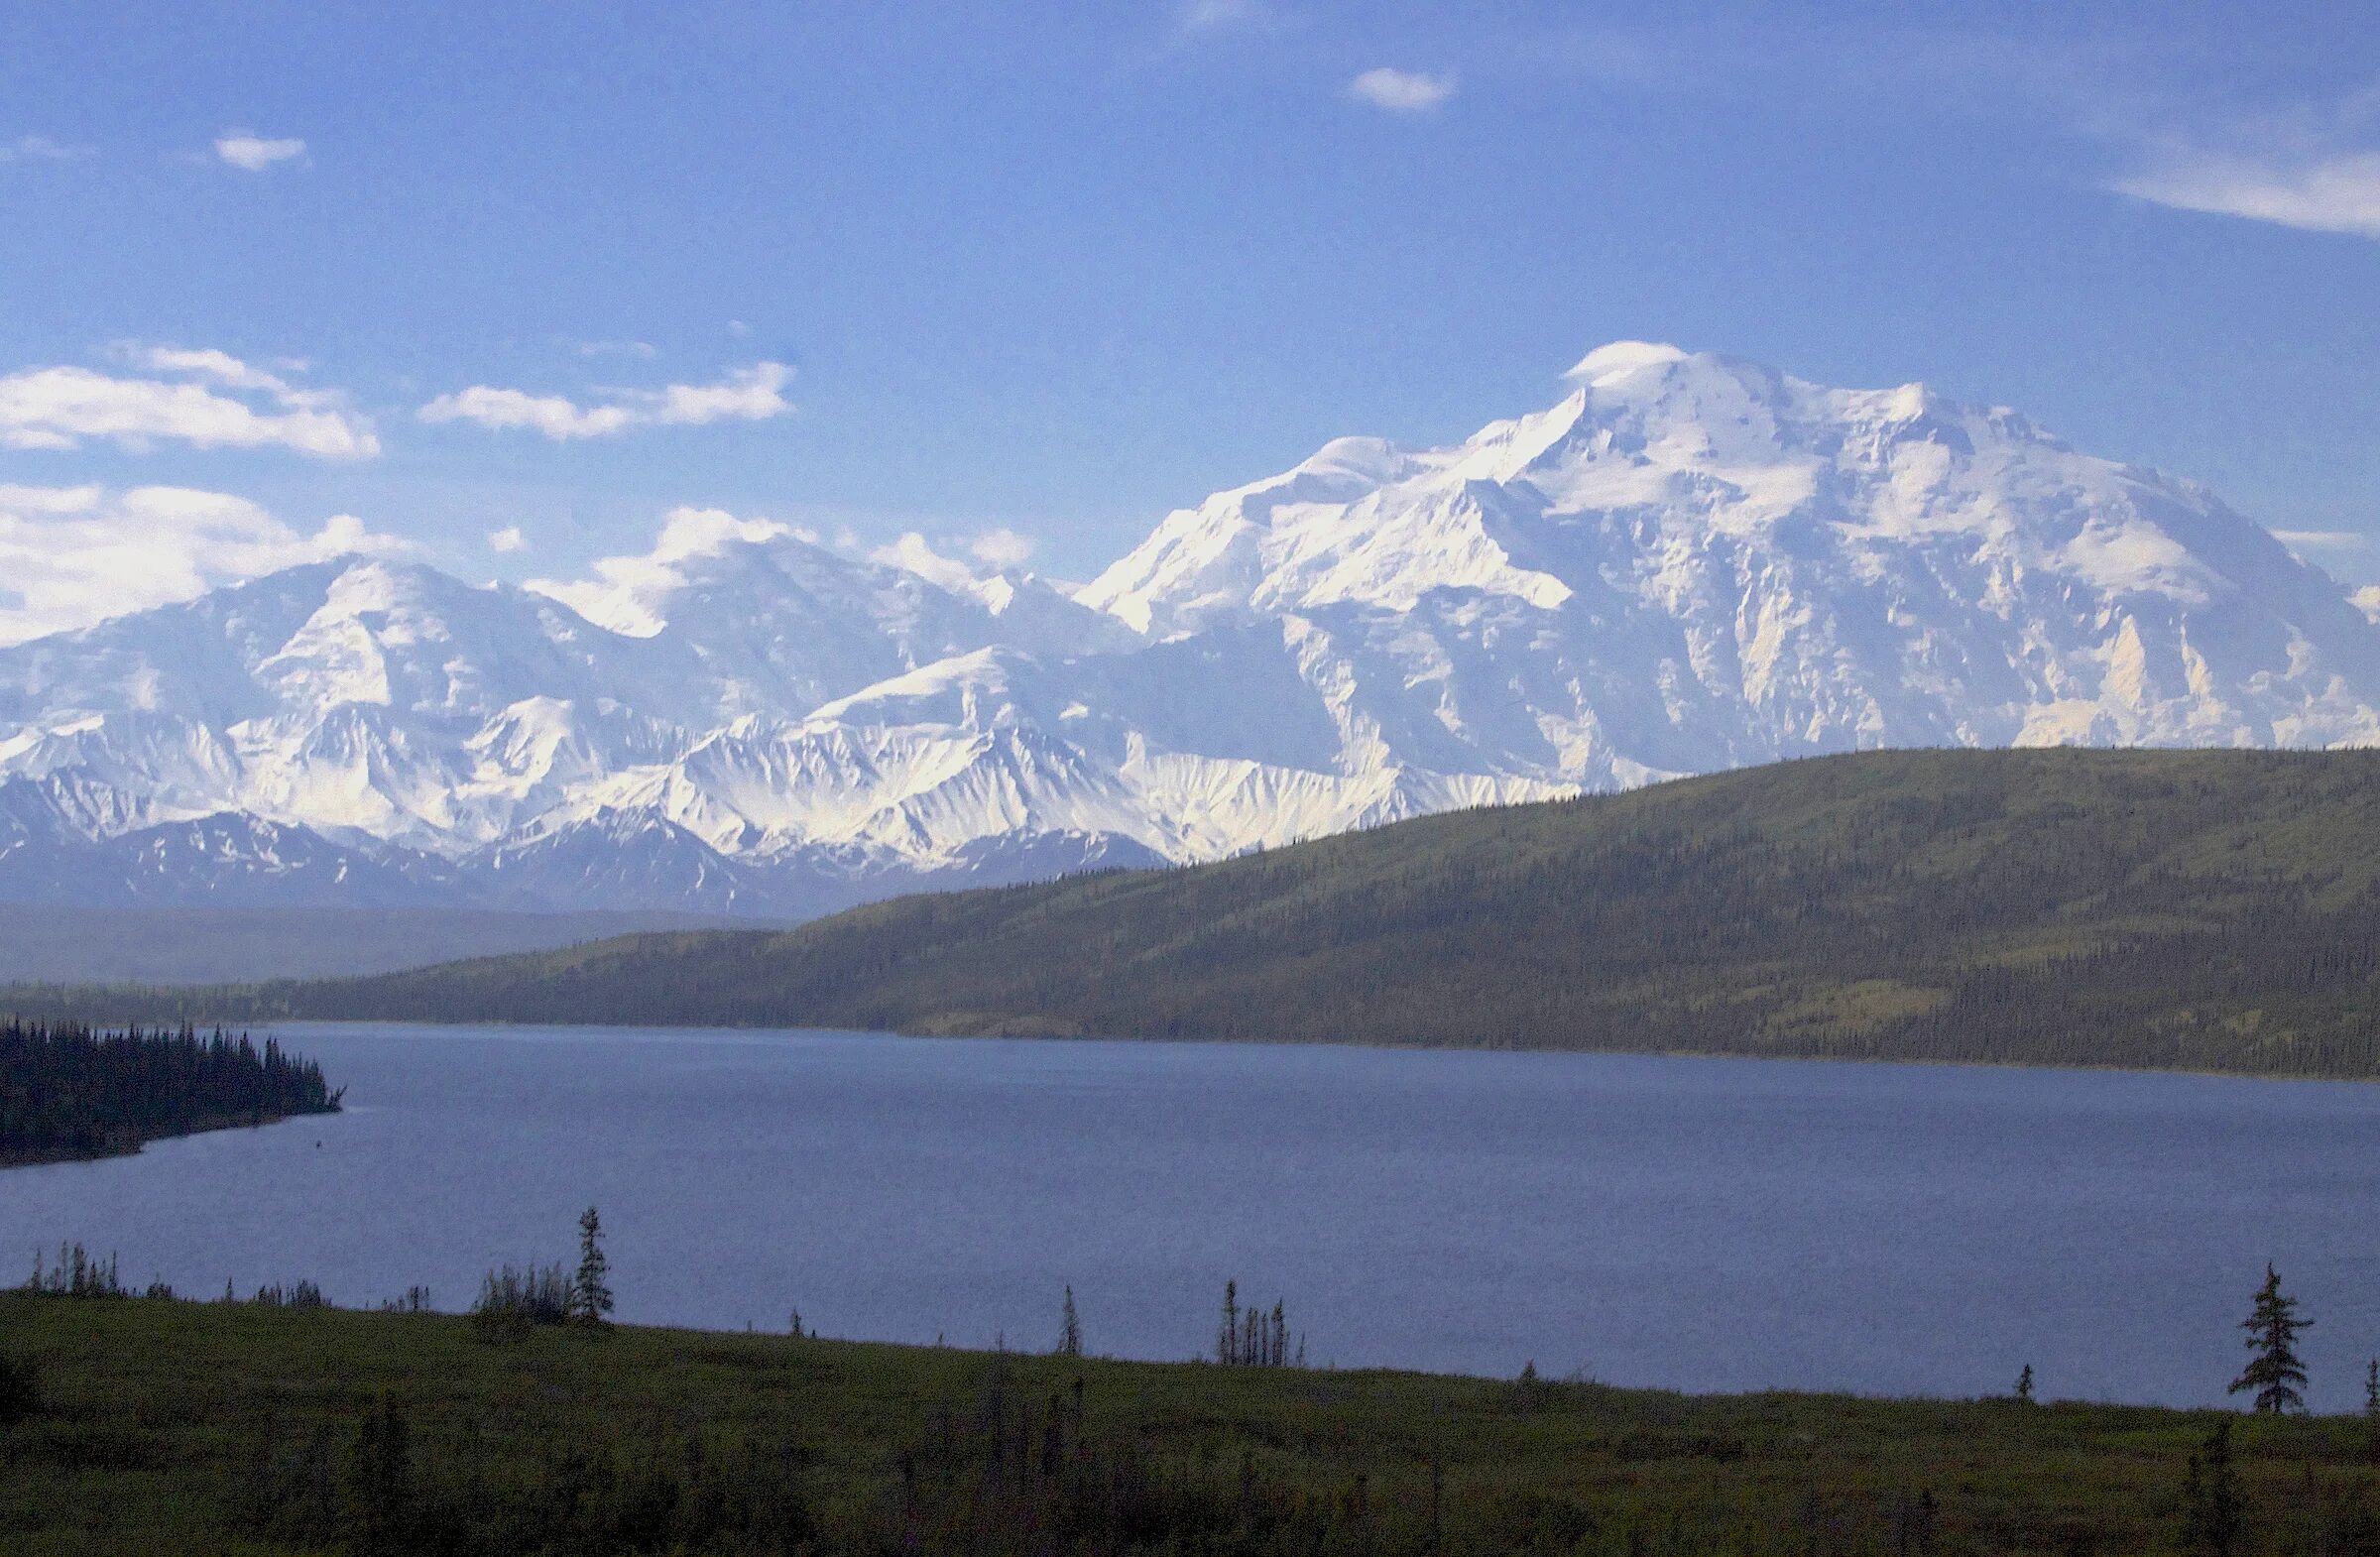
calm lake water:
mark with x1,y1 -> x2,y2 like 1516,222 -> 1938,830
7,1022 -> 2378,1409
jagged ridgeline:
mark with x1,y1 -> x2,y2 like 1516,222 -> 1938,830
0,1020 -> 341,1167
29,748 -> 2380,1080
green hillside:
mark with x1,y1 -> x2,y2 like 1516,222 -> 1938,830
25,749 -> 2380,1078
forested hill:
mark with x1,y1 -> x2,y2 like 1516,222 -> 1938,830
23,749 -> 2380,1078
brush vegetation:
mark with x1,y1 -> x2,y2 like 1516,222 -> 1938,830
6,1286 -> 2380,1555
21,749 -> 2380,1079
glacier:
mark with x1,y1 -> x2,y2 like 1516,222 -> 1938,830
2,342 -> 2374,914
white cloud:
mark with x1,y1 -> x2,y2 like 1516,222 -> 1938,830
572,338 -> 657,360
488,525 -> 528,554
969,527 -> 1037,569
650,362 -> 794,425
0,349 -> 379,459
2116,149 -> 2380,240
130,344 -> 298,393
873,528 -> 1048,599
528,506 -> 804,635
0,135 -> 93,164
869,532 -> 981,593
418,387 -> 633,440
0,483 -> 405,646
532,507 -> 1049,636
418,361 -> 794,440
1348,67 -> 1455,113
213,131 -> 305,172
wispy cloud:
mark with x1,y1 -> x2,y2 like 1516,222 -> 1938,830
0,135 -> 93,164
213,131 -> 305,172
0,483 -> 404,645
418,387 -> 634,440
2115,149 -> 2380,240
1347,67 -> 1455,113
418,361 -> 794,440
532,507 -> 1049,636
1179,0 -> 1282,33
133,344 -> 299,393
571,338 -> 658,360
0,349 -> 378,459
488,525 -> 529,554
528,506 -> 808,635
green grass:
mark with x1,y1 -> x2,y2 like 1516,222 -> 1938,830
3,1292 -> 2378,1554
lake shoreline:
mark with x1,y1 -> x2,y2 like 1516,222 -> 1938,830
241,1012 -> 2380,1090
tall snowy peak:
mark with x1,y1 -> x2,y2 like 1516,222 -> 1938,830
1083,343 -> 2380,769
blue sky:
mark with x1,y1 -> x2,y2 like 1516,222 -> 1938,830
0,1 -> 2375,639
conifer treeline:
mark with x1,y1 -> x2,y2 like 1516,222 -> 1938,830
1217,1280 -> 1299,1368
0,1018 -> 341,1166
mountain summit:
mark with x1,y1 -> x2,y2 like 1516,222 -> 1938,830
4,346 -> 2374,914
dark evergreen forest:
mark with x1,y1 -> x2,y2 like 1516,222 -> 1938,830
0,1019 -> 341,1166
18,748 -> 2380,1079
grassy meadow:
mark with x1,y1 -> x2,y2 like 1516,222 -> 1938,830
2,1288 -> 2375,1554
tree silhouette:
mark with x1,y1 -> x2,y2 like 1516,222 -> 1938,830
1056,1286 -> 1083,1359
568,1207 -> 613,1327
2228,1263 -> 2309,1413
2015,1364 -> 2033,1403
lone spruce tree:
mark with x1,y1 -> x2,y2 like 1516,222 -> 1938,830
568,1206 -> 613,1327
1056,1286 -> 1083,1358
2228,1263 -> 2309,1413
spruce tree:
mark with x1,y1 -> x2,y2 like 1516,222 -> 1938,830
1056,1286 -> 1083,1358
568,1206 -> 613,1327
2015,1364 -> 2033,1403
2228,1263 -> 2309,1413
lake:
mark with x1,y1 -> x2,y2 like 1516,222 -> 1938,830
6,1022 -> 2376,1409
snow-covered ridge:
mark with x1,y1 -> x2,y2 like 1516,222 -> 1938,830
2,344 -> 2374,913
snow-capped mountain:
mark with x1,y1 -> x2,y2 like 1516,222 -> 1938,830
3,342 -> 2375,914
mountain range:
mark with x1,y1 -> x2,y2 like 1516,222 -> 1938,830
4,340 -> 2376,919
